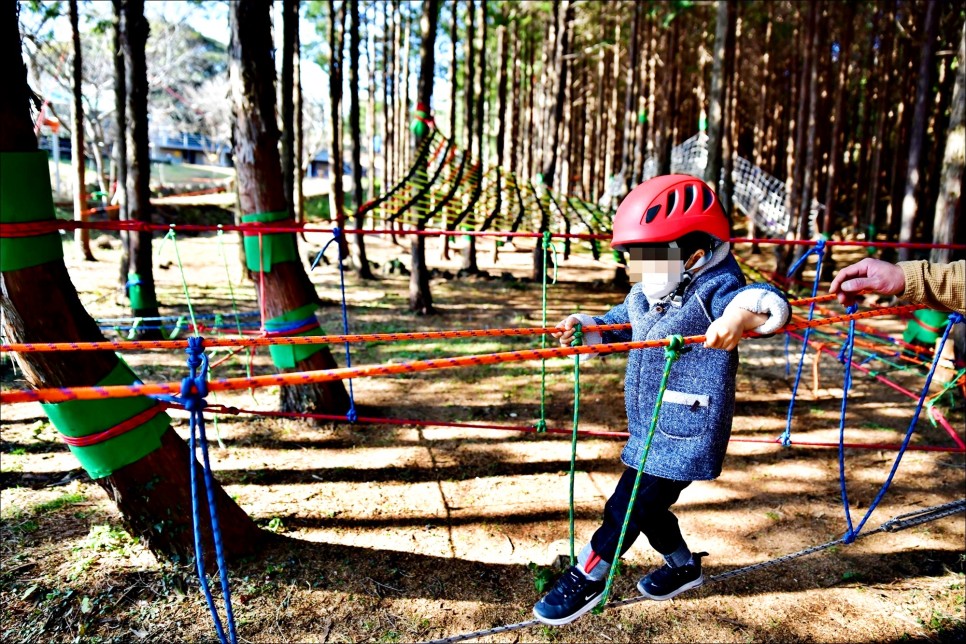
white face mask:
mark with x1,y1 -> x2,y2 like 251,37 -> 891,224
637,260 -> 685,299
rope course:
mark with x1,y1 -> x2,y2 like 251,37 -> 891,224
1,304 -> 937,405
4,126 -> 964,643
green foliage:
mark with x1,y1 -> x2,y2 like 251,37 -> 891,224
34,492 -> 86,515
527,562 -> 555,593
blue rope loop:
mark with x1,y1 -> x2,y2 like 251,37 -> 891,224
182,336 -> 238,644
842,311 -> 962,544
780,238 -> 827,447
837,304 -> 859,543
309,228 -> 357,422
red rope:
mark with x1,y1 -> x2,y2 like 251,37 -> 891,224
1,218 -> 963,250
58,404 -> 167,447
198,405 -> 964,452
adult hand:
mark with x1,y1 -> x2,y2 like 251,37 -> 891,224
828,258 -> 906,307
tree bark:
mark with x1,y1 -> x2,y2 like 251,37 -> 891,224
408,0 -> 440,315
230,0 -> 350,415
1,0 -> 261,568
897,0 -> 940,262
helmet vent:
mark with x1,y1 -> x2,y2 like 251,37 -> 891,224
644,204 -> 661,224
702,186 -> 714,210
683,184 -> 695,212
666,190 -> 678,216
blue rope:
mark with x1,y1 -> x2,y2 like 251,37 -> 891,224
780,238 -> 826,446
263,315 -> 319,334
843,313 -> 964,543
310,228 -> 357,422
836,304 -> 859,539
179,337 -> 238,644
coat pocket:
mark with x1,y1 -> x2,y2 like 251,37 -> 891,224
655,390 -> 710,439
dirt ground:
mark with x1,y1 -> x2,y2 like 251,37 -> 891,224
1,229 -> 964,643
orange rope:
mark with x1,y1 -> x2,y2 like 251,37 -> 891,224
1,294 -> 837,354
0,303 -> 926,404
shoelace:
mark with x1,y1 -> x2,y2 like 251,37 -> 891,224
556,569 -> 590,598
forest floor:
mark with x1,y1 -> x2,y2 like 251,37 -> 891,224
1,226 -> 964,643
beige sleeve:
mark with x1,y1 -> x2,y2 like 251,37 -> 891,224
898,260 -> 966,315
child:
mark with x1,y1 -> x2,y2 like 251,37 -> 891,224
533,174 -> 790,626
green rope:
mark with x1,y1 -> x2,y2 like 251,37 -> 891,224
160,227 -> 199,336
536,231 -> 558,433
596,335 -> 685,612
924,368 -> 965,426
568,323 -> 584,566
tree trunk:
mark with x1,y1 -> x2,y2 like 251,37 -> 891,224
294,13 -> 305,225
281,0 -> 297,217
385,0 -> 396,186
1,0 -> 261,568
796,3 -> 822,245
408,0 -> 440,315
930,21 -> 964,264
656,19 -> 676,176
705,0 -> 734,191
541,0 -> 573,186
897,0 -> 940,262
230,0 -> 350,415
721,4 -> 738,218
821,2 -> 855,238
349,0 -> 374,278
69,0 -> 94,262
861,1 -> 895,237
366,5 -> 377,204
113,0 -> 128,292
621,1 -> 641,193
328,0 -> 347,258
121,0 -> 161,336
462,0 -> 487,274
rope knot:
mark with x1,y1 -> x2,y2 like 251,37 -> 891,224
346,406 -> 358,423
186,336 -> 205,370
570,323 -> 583,347
664,335 -> 684,361
541,230 -> 551,250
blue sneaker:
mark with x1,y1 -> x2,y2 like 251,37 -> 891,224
533,566 -> 607,625
637,552 -> 707,600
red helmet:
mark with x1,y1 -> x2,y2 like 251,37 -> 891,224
611,174 -> 730,250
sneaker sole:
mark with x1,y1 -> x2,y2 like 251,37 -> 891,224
636,574 -> 704,601
532,594 -> 604,626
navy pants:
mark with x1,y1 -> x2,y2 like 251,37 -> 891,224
590,467 -> 692,563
